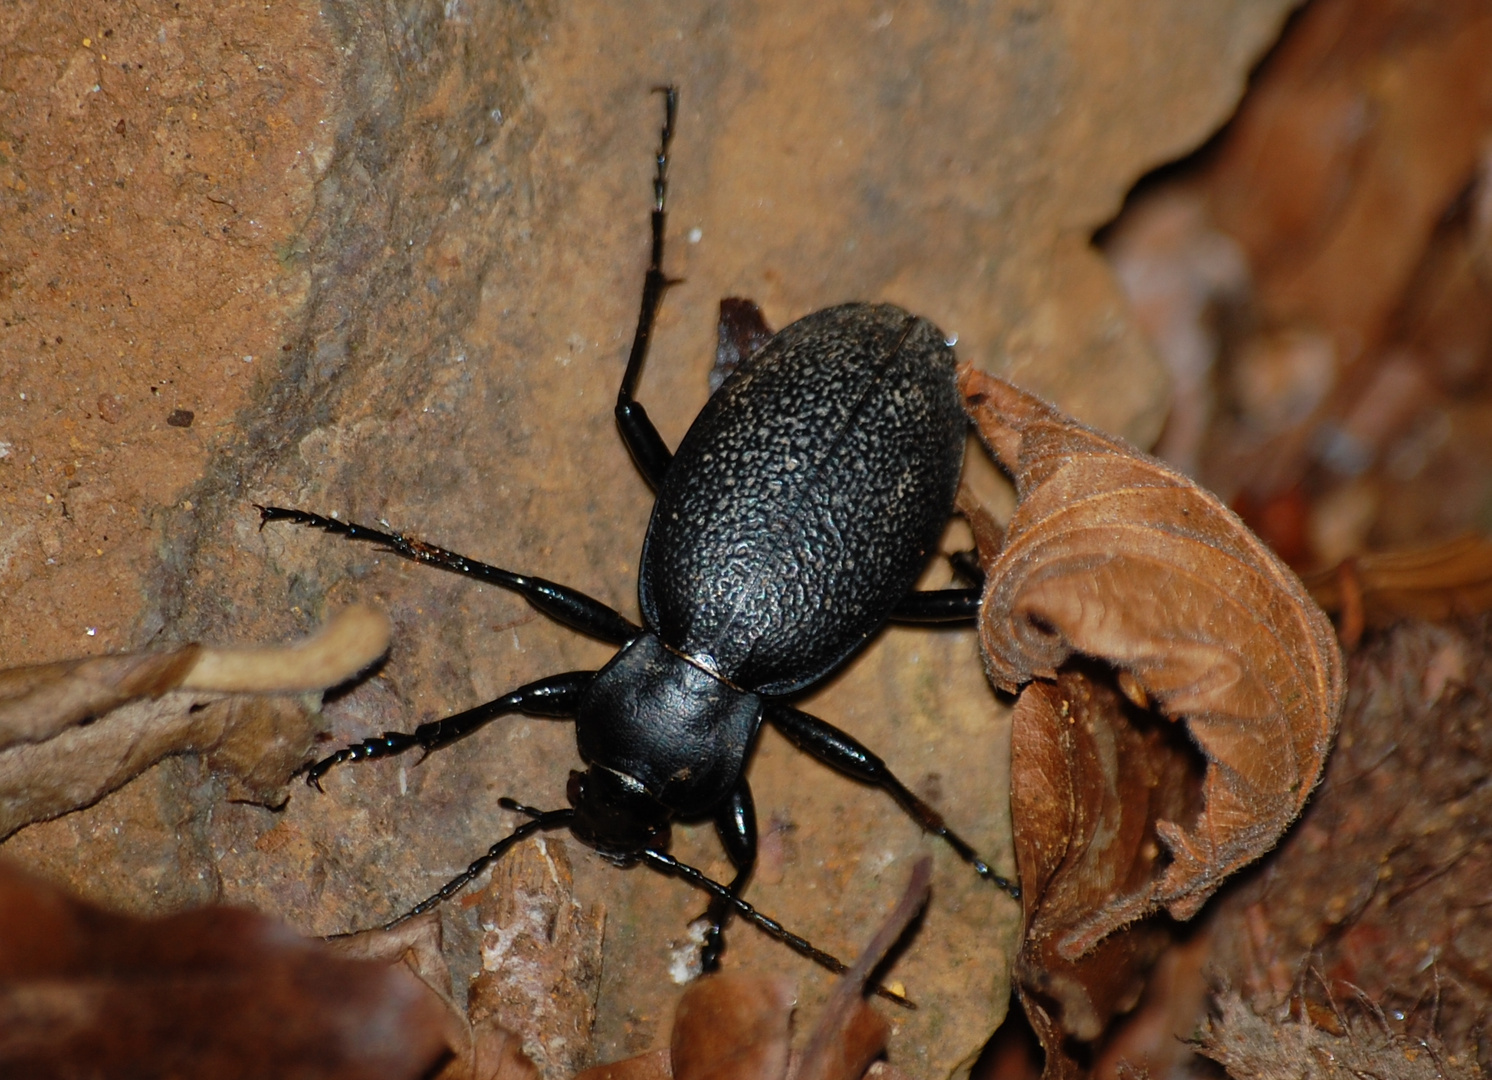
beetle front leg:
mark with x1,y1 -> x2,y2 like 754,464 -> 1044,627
699,780 -> 758,972
307,670 -> 595,789
765,702 -> 1019,899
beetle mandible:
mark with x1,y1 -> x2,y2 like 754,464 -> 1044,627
259,86 -> 1018,981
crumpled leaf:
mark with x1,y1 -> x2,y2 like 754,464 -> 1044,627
961,367 -> 1344,951
0,857 -> 449,1079
0,606 -> 389,839
1007,673 -> 1193,1077
577,859 -> 931,1080
670,974 -> 797,1080
1303,533 -> 1492,648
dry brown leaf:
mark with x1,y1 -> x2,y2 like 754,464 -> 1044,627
443,1023 -> 544,1080
326,913 -> 467,1048
583,860 -> 932,1080
0,647 -> 203,750
671,974 -> 796,1080
961,368 -> 1344,951
1303,533 -> 1492,643
0,858 -> 450,1078
0,606 -> 389,839
1007,674 -> 1192,1077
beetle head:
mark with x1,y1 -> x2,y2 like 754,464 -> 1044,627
566,766 -> 671,862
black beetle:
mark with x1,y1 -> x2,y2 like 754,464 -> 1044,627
258,87 -> 1016,985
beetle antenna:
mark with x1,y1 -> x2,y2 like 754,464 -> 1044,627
497,797 -> 914,1008
638,848 -> 916,1010
381,807 -> 575,930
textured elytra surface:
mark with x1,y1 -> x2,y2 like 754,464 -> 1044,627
642,304 -> 963,695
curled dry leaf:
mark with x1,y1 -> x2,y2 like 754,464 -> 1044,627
0,858 -> 449,1079
960,368 -> 1344,953
0,606 -> 390,839
1007,673 -> 1193,1078
182,601 -> 392,693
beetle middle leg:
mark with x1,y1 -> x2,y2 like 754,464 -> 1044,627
765,702 -> 1019,899
255,504 -> 635,785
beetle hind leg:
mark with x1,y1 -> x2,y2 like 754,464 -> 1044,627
889,586 -> 981,623
614,86 -> 682,491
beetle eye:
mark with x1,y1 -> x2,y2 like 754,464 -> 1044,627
566,770 -> 585,807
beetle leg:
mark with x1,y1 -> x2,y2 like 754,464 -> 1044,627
256,505 -> 640,644
614,85 -> 681,491
699,780 -> 758,971
888,586 -> 981,623
765,702 -> 1020,899
306,670 -> 595,789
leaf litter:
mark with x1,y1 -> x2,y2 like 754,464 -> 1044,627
962,367 -> 1344,947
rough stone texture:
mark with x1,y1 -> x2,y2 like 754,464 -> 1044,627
0,1 -> 1297,1075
